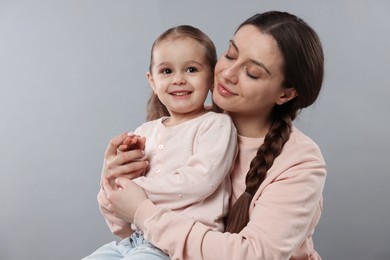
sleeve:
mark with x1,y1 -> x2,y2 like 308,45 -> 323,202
133,115 -> 237,210
102,214 -> 133,239
133,141 -> 326,260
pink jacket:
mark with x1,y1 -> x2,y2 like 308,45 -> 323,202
133,126 -> 326,260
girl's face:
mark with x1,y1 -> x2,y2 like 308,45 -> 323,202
213,25 -> 295,122
147,38 -> 211,121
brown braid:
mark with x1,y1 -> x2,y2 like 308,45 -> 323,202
225,112 -> 293,233
224,11 -> 324,233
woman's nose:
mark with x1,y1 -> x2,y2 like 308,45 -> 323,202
221,63 -> 239,84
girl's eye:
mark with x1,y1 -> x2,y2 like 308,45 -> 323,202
186,67 -> 198,73
161,68 -> 172,74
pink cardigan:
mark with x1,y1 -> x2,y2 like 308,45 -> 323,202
133,112 -> 237,231
133,126 -> 326,260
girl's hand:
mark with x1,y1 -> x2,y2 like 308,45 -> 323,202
117,133 -> 146,153
101,132 -> 148,182
102,177 -> 148,223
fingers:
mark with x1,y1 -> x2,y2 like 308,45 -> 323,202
98,188 -> 109,205
103,149 -> 147,180
102,177 -> 114,196
118,134 -> 145,152
120,169 -> 145,180
109,159 -> 148,179
114,177 -> 132,190
138,137 -> 146,150
105,132 -> 129,157
112,149 -> 147,167
98,189 -> 111,213
122,133 -> 135,146
117,144 -> 129,153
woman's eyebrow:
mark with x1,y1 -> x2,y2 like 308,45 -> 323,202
250,58 -> 271,76
230,40 -> 271,76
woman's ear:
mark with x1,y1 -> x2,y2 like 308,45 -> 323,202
276,87 -> 298,105
146,72 -> 156,94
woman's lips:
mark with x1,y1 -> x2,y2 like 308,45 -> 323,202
216,83 -> 237,97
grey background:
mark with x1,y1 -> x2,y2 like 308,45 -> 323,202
1,0 -> 389,259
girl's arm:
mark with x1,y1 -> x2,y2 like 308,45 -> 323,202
133,115 -> 237,210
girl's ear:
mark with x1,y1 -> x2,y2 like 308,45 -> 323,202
146,72 -> 156,94
276,87 -> 298,105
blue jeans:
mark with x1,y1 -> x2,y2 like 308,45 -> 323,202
82,232 -> 170,260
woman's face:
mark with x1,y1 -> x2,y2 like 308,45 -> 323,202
213,25 -> 289,119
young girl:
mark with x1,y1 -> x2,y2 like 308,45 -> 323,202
98,11 -> 327,260
83,25 -> 237,259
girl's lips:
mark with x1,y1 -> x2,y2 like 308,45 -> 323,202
216,83 -> 237,97
170,91 -> 192,96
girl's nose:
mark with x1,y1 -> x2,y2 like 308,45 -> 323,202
172,73 -> 186,85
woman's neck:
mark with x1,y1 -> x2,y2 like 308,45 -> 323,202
229,112 -> 271,138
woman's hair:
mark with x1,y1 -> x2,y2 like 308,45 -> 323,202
146,25 -> 218,121
225,11 -> 324,233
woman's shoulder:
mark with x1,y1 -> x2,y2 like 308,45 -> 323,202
269,126 -> 326,184
283,126 -> 325,163
290,126 -> 321,148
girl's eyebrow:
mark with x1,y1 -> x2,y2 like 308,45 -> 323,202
229,40 -> 271,76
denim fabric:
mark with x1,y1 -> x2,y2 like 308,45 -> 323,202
82,233 -> 170,260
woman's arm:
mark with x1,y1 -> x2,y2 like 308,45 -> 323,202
103,140 -> 326,259
97,187 -> 133,238
97,132 -> 149,237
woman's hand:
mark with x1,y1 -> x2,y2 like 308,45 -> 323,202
97,187 -> 133,238
98,132 -> 148,237
102,177 -> 148,224
101,132 -> 148,182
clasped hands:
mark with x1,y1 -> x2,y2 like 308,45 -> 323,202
99,132 -> 149,224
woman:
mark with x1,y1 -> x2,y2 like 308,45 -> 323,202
99,11 -> 326,260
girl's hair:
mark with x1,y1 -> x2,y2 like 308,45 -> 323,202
146,25 -> 218,121
225,11 -> 324,233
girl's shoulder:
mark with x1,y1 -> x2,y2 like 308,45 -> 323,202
202,111 -> 234,124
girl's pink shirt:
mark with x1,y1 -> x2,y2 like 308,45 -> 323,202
133,126 -> 326,260
132,112 -> 237,232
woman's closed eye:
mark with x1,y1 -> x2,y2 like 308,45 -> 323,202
224,53 -> 236,61
244,66 -> 260,80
